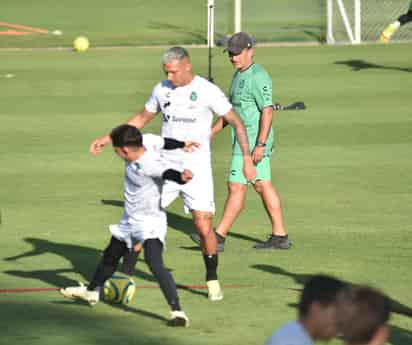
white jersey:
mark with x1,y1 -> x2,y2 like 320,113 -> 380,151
122,134 -> 167,221
110,134 -> 169,248
145,75 -> 232,167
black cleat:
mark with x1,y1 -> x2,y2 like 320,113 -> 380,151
189,231 -> 225,252
254,234 -> 291,250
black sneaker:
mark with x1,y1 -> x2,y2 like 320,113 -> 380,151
189,231 -> 225,252
254,234 -> 291,250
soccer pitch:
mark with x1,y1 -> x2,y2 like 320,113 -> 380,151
1,0 -> 324,48
1,44 -> 412,345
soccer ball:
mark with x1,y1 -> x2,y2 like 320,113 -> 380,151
103,273 -> 136,305
73,36 -> 90,52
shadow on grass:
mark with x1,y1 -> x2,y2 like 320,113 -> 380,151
251,264 -> 412,319
389,325 -> 412,345
102,199 -> 262,244
335,59 -> 412,73
0,301 -> 183,345
4,237 -> 207,299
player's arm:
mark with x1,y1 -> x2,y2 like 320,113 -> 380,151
211,117 -> 229,139
252,106 -> 274,164
163,138 -> 200,152
223,109 -> 257,181
126,108 -> 156,129
89,108 -> 156,155
162,169 -> 193,184
251,71 -> 274,164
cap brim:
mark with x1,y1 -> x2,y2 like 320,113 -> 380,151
223,47 -> 243,55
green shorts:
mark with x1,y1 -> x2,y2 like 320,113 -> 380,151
228,155 -> 272,184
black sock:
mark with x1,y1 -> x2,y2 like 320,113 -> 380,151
203,254 -> 218,281
170,301 -> 182,311
399,10 -> 412,25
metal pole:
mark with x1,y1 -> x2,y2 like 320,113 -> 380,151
207,0 -> 215,82
234,0 -> 242,33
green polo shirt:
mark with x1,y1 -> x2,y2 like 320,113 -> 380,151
229,63 -> 274,156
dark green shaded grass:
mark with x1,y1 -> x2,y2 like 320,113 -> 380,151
1,44 -> 412,345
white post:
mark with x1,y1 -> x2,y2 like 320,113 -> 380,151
234,0 -> 242,33
207,0 -> 215,48
336,0 -> 355,43
327,0 -> 335,44
354,0 -> 361,44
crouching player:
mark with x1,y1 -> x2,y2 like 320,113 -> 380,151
60,124 -> 198,327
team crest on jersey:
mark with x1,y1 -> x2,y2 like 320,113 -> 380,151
190,91 -> 198,101
239,80 -> 245,88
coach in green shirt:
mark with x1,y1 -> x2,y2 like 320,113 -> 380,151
200,32 -> 290,250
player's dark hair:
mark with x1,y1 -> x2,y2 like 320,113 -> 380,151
298,274 -> 346,318
337,285 -> 390,345
110,124 -> 143,148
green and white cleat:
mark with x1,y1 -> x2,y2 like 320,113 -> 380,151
380,23 -> 399,43
207,280 -> 223,301
60,282 -> 99,306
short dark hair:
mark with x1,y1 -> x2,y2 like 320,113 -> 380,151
110,124 -> 142,148
298,274 -> 346,318
337,285 -> 390,345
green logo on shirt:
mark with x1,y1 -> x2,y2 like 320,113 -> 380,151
190,91 -> 197,101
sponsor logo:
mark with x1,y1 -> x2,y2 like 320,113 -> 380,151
171,116 -> 196,123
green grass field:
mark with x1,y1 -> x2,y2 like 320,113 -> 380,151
1,0 -> 324,48
1,40 -> 412,345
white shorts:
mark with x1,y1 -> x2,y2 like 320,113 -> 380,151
109,213 -> 167,249
161,162 -> 215,214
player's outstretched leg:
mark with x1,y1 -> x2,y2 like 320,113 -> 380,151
143,239 -> 189,327
60,282 -> 99,306
60,236 -> 126,305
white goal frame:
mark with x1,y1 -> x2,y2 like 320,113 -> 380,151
327,0 -> 361,44
207,0 -> 242,48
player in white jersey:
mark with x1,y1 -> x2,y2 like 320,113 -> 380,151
89,46 -> 256,302
61,124 -> 197,327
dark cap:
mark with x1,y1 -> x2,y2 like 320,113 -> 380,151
226,32 -> 256,55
